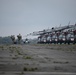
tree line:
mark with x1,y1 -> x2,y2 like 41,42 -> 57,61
10,34 -> 22,44
0,34 -> 22,44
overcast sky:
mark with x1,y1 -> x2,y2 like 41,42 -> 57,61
0,0 -> 76,39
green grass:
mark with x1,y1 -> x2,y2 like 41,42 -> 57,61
12,56 -> 18,59
23,67 -> 28,71
23,56 -> 32,59
0,46 -> 4,48
16,50 -> 22,55
0,46 -> 4,50
23,67 -> 38,71
25,56 -> 32,59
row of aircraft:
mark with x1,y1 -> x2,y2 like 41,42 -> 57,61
27,24 -> 76,44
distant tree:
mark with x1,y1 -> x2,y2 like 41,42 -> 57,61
0,36 -> 12,44
17,34 -> 22,44
10,35 -> 15,44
